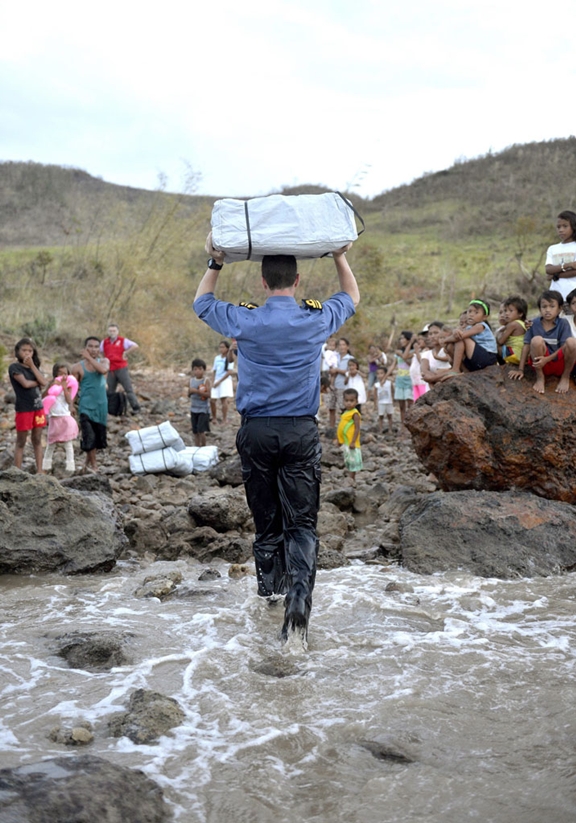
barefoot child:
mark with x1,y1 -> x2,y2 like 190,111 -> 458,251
496,296 -> 528,365
374,366 -> 394,433
189,358 -> 211,447
8,338 -> 48,472
441,300 -> 498,379
344,358 -> 367,413
71,337 -> 109,473
508,289 -> 576,394
337,388 -> 362,483
210,340 -> 234,424
42,364 -> 79,473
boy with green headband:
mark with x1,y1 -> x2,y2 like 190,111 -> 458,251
441,299 -> 498,379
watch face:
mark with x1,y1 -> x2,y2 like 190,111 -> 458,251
208,258 -> 222,269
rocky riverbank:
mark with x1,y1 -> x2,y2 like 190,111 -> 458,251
0,366 -> 436,574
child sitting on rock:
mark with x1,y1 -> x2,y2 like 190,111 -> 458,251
496,296 -> 528,366
508,289 -> 576,394
441,300 -> 498,379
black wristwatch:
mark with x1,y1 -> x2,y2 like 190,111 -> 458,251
208,258 -> 223,270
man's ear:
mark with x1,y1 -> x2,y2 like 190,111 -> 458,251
294,273 -> 300,287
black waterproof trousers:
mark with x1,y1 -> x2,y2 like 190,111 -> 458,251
236,416 -> 321,604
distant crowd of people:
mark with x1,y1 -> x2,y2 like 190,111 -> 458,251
8,210 -> 576,489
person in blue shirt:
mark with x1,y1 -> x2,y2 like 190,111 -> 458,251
194,234 -> 360,645
508,289 -> 576,394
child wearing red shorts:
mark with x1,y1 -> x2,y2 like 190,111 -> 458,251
8,338 -> 48,472
508,289 -> 576,394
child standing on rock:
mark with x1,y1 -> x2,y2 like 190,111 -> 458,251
210,340 -> 234,424
42,363 -> 79,473
189,358 -> 211,447
337,388 -> 363,484
9,338 -> 48,472
374,365 -> 394,433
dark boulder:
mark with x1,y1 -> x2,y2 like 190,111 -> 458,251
400,489 -> 576,577
0,468 -> 127,574
405,365 -> 576,503
0,755 -> 167,822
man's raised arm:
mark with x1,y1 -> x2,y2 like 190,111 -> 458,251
195,233 -> 225,301
333,244 -> 360,307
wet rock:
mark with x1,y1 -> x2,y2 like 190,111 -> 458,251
108,688 -> 185,744
400,489 -> 576,577
385,581 -> 415,594
0,755 -> 167,822
210,454 -> 243,486
252,656 -> 301,678
358,739 -> 415,764
405,365 -> 576,503
0,468 -> 127,575
48,721 -> 94,746
198,567 -> 222,580
317,544 -> 348,570
188,489 -> 252,531
228,563 -> 252,579
134,570 -> 183,599
55,631 -> 132,671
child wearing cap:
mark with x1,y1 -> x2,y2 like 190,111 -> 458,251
440,300 -> 498,379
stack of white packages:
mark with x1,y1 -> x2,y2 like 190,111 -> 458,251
211,191 -> 364,263
126,422 -> 219,476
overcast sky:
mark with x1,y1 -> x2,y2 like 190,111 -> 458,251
1,0 -> 572,199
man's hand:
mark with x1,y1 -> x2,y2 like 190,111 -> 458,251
333,242 -> 353,257
205,232 -> 225,265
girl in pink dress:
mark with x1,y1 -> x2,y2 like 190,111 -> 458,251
42,364 -> 79,473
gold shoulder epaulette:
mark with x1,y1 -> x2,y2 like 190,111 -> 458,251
239,300 -> 259,309
302,298 -> 323,310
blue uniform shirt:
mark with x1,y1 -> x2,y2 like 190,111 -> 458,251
194,291 -> 355,417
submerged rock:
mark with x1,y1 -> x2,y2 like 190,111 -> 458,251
55,631 -> 132,671
0,755 -> 167,822
405,365 -> 576,503
400,489 -> 576,577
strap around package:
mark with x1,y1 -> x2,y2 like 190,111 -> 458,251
244,201 -> 253,260
335,191 -> 365,235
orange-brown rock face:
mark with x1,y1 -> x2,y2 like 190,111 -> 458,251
405,365 -> 576,503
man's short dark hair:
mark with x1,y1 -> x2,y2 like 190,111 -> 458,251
261,255 -> 297,290
84,336 -> 100,346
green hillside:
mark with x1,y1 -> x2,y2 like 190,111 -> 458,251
1,139 -> 575,366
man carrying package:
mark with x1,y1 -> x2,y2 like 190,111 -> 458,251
194,234 -> 359,646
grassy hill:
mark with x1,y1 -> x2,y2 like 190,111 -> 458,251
1,139 -> 575,366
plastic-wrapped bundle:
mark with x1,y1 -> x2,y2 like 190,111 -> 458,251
125,422 -> 182,455
211,192 -> 364,263
129,447 -> 181,476
171,446 -> 219,476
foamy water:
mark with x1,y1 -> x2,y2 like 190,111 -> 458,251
1,560 -> 575,822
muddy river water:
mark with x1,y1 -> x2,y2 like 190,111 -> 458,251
1,559 -> 575,822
